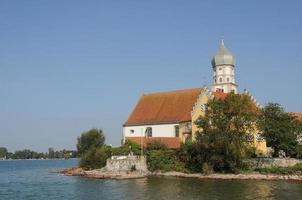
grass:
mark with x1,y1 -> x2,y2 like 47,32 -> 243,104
255,163 -> 302,175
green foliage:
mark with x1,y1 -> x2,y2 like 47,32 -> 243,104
77,128 -> 108,169
77,128 -> 105,156
79,145 -> 111,170
202,163 -> 214,175
259,103 -> 300,157
0,147 -> 7,158
255,163 -> 302,175
4,148 -> 76,160
146,139 -> 167,150
191,93 -> 257,173
111,140 -> 141,156
146,149 -> 187,172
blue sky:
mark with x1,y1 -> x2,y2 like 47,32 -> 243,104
0,0 -> 301,152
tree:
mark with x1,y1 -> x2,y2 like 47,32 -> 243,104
192,92 -> 258,172
48,148 -> 55,159
259,103 -> 299,157
77,128 -> 105,156
77,128 -> 107,169
0,147 -> 7,158
79,145 -> 111,169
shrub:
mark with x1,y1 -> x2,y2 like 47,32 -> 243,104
111,140 -> 141,156
146,149 -> 186,172
79,145 -> 111,170
146,140 -> 167,150
77,129 -> 105,156
202,163 -> 214,175
255,163 -> 302,175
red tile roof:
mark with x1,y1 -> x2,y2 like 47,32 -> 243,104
289,112 -> 302,121
126,137 -> 181,149
124,88 -> 257,126
124,88 -> 201,126
212,92 -> 228,99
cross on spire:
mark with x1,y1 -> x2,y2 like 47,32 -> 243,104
221,35 -> 225,47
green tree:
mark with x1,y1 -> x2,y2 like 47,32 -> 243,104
77,128 -> 105,156
0,147 -> 8,158
192,92 -> 257,172
259,103 -> 299,157
79,145 -> 111,169
48,148 -> 55,159
77,128 -> 108,169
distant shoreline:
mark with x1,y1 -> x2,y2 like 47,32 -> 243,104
60,167 -> 302,182
0,158 -> 78,161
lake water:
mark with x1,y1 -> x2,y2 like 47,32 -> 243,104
0,159 -> 302,200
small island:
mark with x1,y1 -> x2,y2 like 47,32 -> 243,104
61,93 -> 302,181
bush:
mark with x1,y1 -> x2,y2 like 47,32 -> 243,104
79,146 -> 111,170
255,163 -> 302,175
146,149 -> 187,172
179,140 -> 252,173
111,140 -> 141,156
77,129 -> 105,156
202,163 -> 214,175
146,140 -> 167,150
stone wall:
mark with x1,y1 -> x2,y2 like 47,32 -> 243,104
105,156 -> 148,172
251,158 -> 302,168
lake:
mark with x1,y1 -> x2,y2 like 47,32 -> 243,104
0,159 -> 302,200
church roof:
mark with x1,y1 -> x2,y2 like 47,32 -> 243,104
289,112 -> 302,121
124,88 -> 201,126
212,91 -> 228,99
124,88 -> 231,126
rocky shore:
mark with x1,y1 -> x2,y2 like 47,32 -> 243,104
60,168 -> 302,181
60,167 -> 148,180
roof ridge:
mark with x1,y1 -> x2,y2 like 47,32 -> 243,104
144,87 -> 201,96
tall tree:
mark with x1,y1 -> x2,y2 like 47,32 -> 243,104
259,103 -> 299,157
77,128 -> 105,156
193,92 -> 258,172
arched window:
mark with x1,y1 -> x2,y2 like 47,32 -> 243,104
227,77 -> 230,82
219,77 -> 223,83
146,127 -> 152,137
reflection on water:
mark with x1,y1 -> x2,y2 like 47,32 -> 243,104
0,160 -> 302,200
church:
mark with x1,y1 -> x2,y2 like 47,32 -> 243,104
122,40 -> 267,154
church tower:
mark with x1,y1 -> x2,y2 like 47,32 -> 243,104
211,39 -> 237,93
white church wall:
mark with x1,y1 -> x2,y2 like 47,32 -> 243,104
124,123 -> 179,139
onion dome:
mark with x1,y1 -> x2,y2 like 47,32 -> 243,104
211,39 -> 235,67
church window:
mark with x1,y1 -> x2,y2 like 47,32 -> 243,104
219,77 -> 222,83
174,125 -> 179,137
184,122 -> 192,132
146,127 -> 152,137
